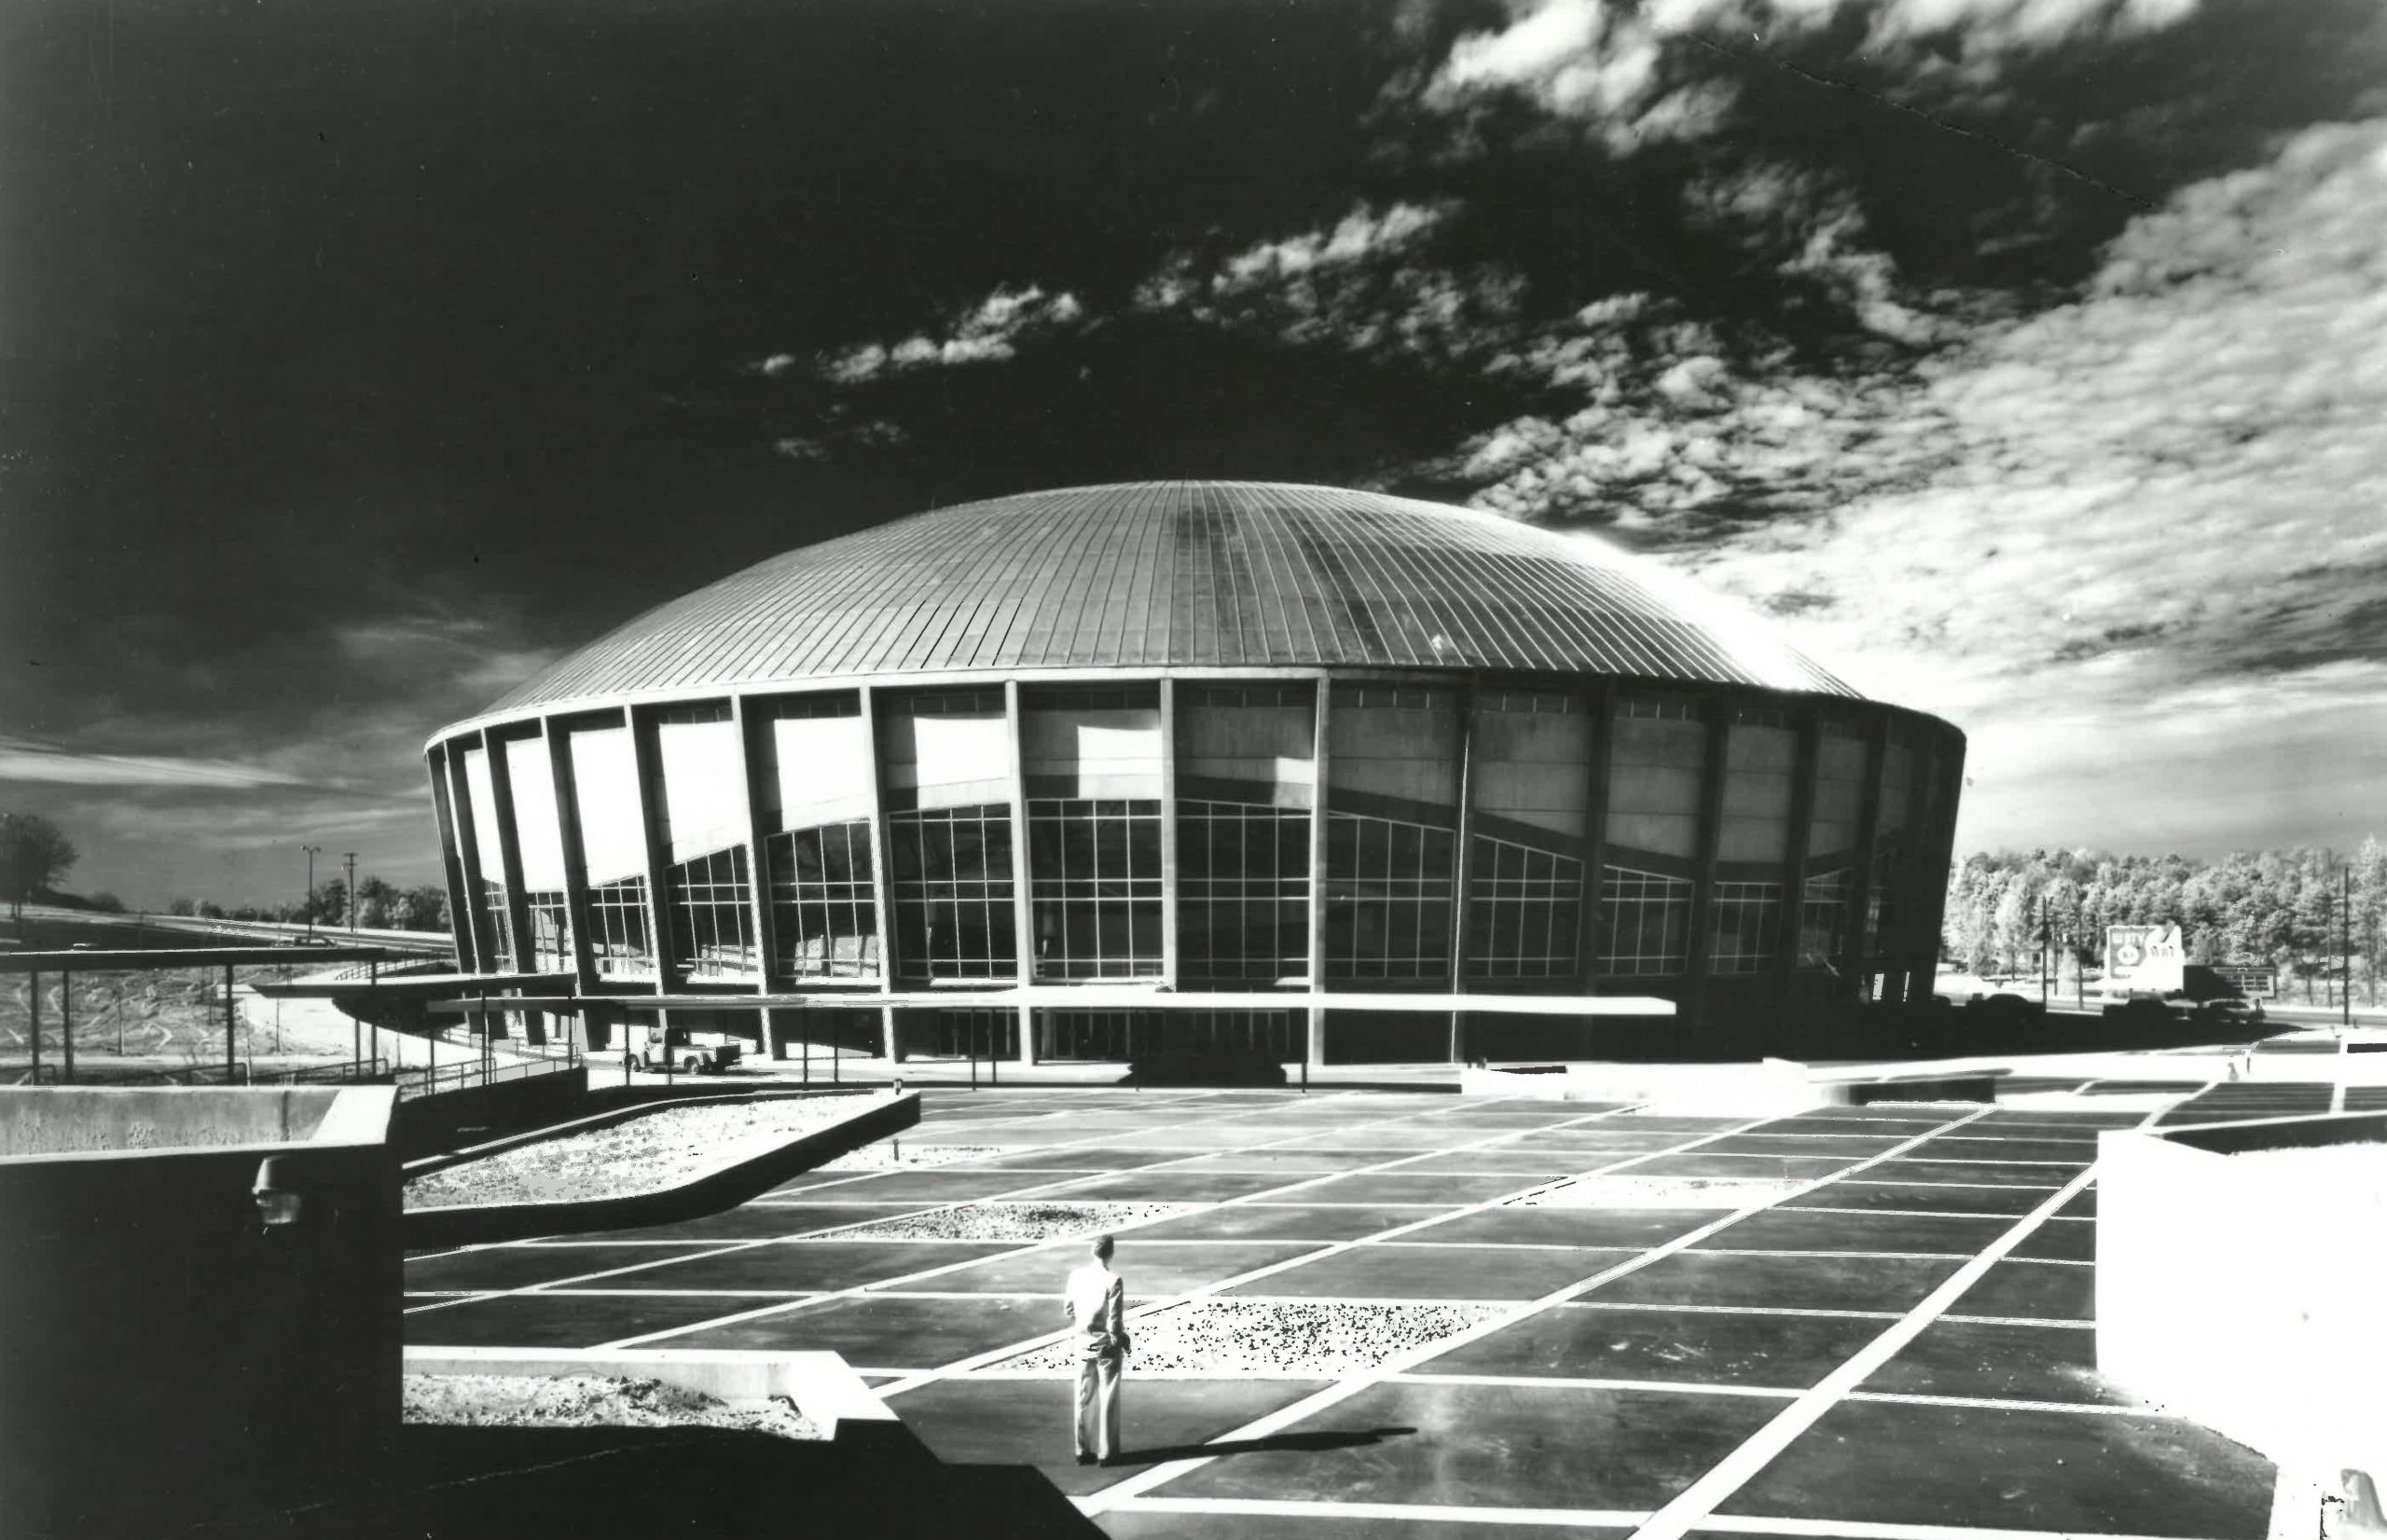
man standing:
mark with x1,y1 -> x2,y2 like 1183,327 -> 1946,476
1063,1233 -> 1128,1465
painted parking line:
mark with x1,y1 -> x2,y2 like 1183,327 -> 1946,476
586,1091 -> 1571,1351
1074,1104 -> 1993,1517
862,1100 -> 1681,1396
1622,1084 -> 2214,1540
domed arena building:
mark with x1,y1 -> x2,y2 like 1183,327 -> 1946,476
424,482 -> 1964,1067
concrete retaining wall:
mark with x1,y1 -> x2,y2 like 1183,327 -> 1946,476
0,1086 -> 400,1536
393,1065 -> 589,1158
403,1090 -> 918,1248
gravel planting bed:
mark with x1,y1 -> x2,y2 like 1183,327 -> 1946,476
830,1200 -> 1194,1241
1511,1175 -> 1804,1208
993,1299 -> 1505,1376
402,1373 -> 822,1440
405,1094 -> 890,1209
816,1143 -> 1013,1171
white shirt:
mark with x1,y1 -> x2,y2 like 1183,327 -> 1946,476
1065,1260 -> 1125,1348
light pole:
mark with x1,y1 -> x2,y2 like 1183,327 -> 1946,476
301,846 -> 321,938
344,852 -> 358,936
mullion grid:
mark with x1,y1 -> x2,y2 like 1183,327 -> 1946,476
1798,867 -> 1854,969
476,877 -> 517,971
1706,879 -> 1783,973
1599,865 -> 1691,976
667,846 -> 758,982
1177,799 -> 1310,984
1324,810 -> 1456,983
1028,798 -> 1163,980
766,821 -> 880,980
586,875 -> 654,979
1466,833 -> 1583,980
523,890 -> 570,971
889,804 -> 1016,981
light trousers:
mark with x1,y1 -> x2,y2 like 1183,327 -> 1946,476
1074,1350 -> 1123,1459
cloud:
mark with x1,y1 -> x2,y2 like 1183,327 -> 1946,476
0,735 -> 320,791
770,419 -> 908,461
1409,0 -> 2208,148
1133,200 -> 1524,364
1647,117 -> 2387,848
817,285 -> 1087,384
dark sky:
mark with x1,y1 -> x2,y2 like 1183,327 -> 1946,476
6,0 -> 2384,906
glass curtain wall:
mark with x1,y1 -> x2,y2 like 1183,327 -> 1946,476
1323,684 -> 1462,983
1599,696 -> 1706,976
753,694 -> 879,980
499,733 -> 572,970
653,704 -> 759,983
1708,705 -> 1797,973
1799,716 -> 1870,975
567,721 -> 655,981
1022,686 -> 1163,980
1175,682 -> 1315,985
881,689 -> 1016,980
1466,689 -> 1593,979
1867,725 -> 1920,993
458,743 -> 517,971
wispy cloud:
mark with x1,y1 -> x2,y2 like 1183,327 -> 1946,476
0,735 -> 323,792
1407,0 -> 2207,150
814,285 -> 1087,385
1134,199 -> 1524,364
1654,117 -> 2387,849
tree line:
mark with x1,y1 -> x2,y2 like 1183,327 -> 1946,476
1943,839 -> 2387,1005
1,809 -> 448,933
163,874 -> 449,933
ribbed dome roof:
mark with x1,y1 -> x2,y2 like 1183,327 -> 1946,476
483,481 -> 1857,717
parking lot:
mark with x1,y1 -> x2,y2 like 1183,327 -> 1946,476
406,1083 -> 2281,1539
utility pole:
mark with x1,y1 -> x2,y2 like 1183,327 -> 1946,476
301,846 -> 322,938
344,852 -> 358,935
2345,864 -> 2353,1030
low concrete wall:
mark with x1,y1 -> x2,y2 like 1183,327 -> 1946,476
2096,1113 -> 2387,1471
0,1086 -> 400,1536
393,1065 -> 589,1159
403,1345 -> 921,1459
404,1090 -> 918,1248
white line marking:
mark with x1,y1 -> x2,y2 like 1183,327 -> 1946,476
1385,1372 -> 1800,1399
1622,1086 -> 2203,1540
1097,1496 -> 1653,1527
1075,1105 -> 1992,1516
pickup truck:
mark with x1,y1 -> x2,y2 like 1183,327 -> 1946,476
635,1023 -> 744,1075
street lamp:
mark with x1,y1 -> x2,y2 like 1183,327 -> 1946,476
344,852 -> 358,936
301,845 -> 321,938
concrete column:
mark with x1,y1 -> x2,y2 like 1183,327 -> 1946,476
1305,675 -> 1332,1068
1910,730 -> 1969,1005
858,685 -> 899,993
444,741 -> 496,973
1446,680 -> 1480,1065
731,694 -> 781,994
429,747 -> 477,975
1575,682 -> 1618,997
1158,677 -> 1180,992
1773,707 -> 1821,997
1005,680 -> 1037,1065
1682,702 -> 1733,1029
484,731 -> 537,982
1839,711 -> 1892,1002
542,718 -> 600,995
627,708 -> 679,995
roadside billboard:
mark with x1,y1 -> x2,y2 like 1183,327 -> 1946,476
2104,922 -> 2186,997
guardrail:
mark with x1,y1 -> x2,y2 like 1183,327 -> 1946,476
6,1058 -> 394,1089
394,1053 -> 579,1102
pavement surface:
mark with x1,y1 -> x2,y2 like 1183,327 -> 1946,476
405,1078 -> 2295,1540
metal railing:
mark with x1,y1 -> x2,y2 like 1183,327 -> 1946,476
393,1052 -> 578,1102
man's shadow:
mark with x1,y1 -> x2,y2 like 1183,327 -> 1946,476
1105,1425 -> 1417,1465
